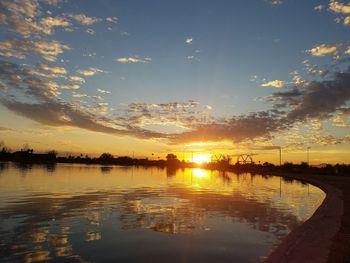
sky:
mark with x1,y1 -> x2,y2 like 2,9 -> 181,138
0,0 -> 349,164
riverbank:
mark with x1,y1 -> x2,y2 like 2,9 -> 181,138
265,173 -> 350,263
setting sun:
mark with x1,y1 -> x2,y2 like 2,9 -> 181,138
192,154 -> 211,165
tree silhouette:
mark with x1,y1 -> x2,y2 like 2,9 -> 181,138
99,153 -> 114,162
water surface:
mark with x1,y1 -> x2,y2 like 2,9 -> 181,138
0,163 -> 325,262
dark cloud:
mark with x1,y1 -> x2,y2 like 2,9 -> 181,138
269,70 -> 350,123
171,68 -> 350,144
249,145 -> 281,150
170,111 -> 285,144
1,99 -> 165,140
0,38 -> 70,61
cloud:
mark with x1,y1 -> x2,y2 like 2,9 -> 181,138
332,107 -> 350,127
72,91 -> 87,98
170,111 -> 283,144
61,84 -> 80,90
308,44 -> 338,57
117,100 -> 214,134
344,16 -> 350,26
290,71 -> 307,86
0,60 -> 164,139
64,13 -> 102,25
39,16 -> 71,34
42,0 -> 62,6
0,1 -> 71,37
314,5 -> 325,11
91,95 -> 103,101
1,24 -> 349,150
171,68 -> 350,145
268,70 -> 350,123
266,0 -> 283,5
128,101 -> 200,113
85,28 -> 95,35
0,60 -> 61,98
0,126 -> 16,132
187,55 -> 200,61
97,88 -> 111,94
77,68 -> 103,76
185,38 -> 193,45
0,39 -> 70,61
345,46 -> 350,54
329,1 -> 350,14
261,80 -> 285,88
116,57 -> 152,63
1,98 -> 165,140
311,134 -> 350,145
250,145 -> 281,150
37,62 -> 67,74
24,77 -> 61,99
1,0 -> 39,19
69,76 -> 85,84
106,17 -> 118,24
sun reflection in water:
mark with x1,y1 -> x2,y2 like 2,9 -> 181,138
192,168 -> 209,178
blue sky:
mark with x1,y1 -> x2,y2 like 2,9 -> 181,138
0,0 -> 349,163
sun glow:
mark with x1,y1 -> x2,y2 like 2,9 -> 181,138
191,154 -> 211,165
192,168 -> 209,178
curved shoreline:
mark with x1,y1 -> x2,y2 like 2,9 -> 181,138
265,174 -> 344,263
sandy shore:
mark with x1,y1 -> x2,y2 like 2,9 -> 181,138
265,173 -> 348,263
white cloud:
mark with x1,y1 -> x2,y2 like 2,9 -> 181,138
72,91 -> 87,98
61,84 -> 80,90
69,76 -> 86,83
309,44 -> 338,57
64,13 -> 102,25
106,17 -> 118,24
187,55 -> 200,61
85,28 -> 95,35
261,80 -> 285,88
97,88 -> 111,94
266,0 -> 283,5
91,95 -> 103,100
77,67 -> 104,76
42,0 -> 62,6
120,31 -> 130,37
314,5 -> 324,11
185,37 -> 193,45
116,57 -> 151,63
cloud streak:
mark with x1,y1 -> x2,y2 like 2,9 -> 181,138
77,68 -> 103,76
308,44 -> 338,57
116,57 -> 152,64
0,39 -> 70,61
261,80 -> 285,88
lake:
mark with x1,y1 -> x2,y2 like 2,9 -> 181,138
0,163 -> 325,262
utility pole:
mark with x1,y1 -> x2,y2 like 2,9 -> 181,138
279,147 -> 282,166
307,147 -> 311,165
